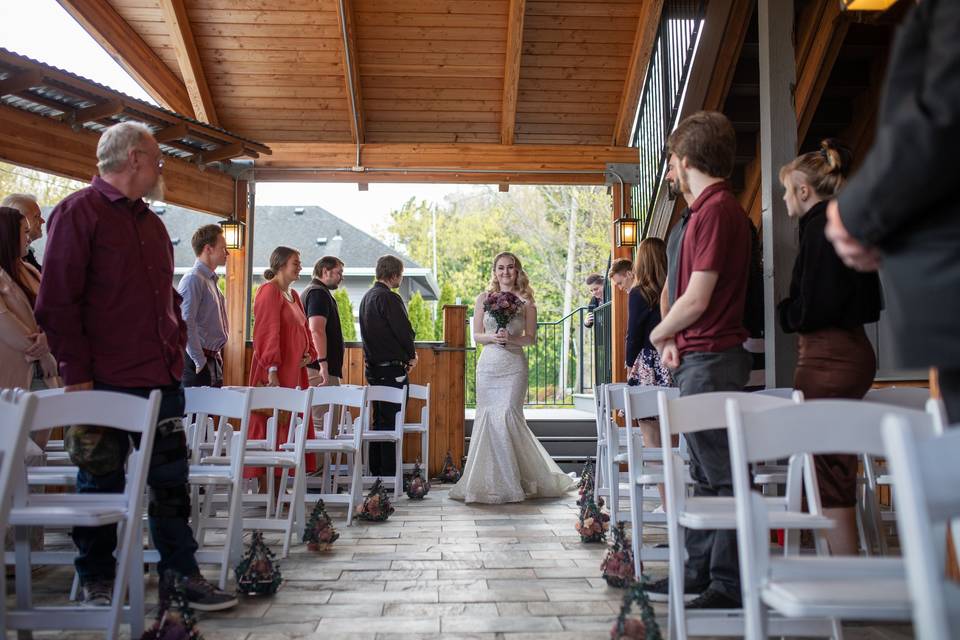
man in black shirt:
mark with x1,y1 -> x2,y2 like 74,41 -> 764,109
303,256 -> 346,430
583,273 -> 604,328
359,255 -> 417,477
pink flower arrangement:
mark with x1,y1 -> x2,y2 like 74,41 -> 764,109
483,291 -> 524,330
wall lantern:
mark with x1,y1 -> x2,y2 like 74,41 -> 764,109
840,0 -> 897,10
614,216 -> 639,248
219,219 -> 245,250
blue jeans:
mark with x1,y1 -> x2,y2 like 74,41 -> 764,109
72,383 -> 199,583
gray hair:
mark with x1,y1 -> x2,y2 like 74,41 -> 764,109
96,122 -> 154,174
0,193 -> 39,213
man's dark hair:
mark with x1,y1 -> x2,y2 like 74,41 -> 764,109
608,258 -> 632,278
312,255 -> 344,281
668,111 -> 737,179
191,224 -> 223,257
585,273 -> 604,286
375,255 -> 404,281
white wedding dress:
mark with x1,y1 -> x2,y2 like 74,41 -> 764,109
449,307 -> 576,503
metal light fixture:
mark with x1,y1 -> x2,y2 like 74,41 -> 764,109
614,216 -> 639,248
840,0 -> 897,11
219,219 -> 245,250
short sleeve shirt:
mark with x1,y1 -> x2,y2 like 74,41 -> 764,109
675,182 -> 751,355
304,284 -> 345,378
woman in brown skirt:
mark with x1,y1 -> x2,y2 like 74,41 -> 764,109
777,139 -> 883,555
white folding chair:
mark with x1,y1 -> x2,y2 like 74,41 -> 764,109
286,385 -> 368,526
730,399 -> 942,640
658,390 -> 814,640
402,383 -> 431,473
602,382 -> 631,523
749,388 -> 804,497
7,390 -> 161,639
183,386 -> 253,589
884,416 -> 960,640
0,389 -> 36,632
621,385 -> 679,571
361,385 -> 408,498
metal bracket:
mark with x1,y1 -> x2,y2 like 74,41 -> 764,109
605,163 -> 641,185
217,158 -> 254,180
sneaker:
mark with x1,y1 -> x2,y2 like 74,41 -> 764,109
161,572 -> 238,612
686,588 -> 741,610
80,579 -> 114,607
643,576 -> 705,603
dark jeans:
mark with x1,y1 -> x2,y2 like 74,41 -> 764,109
939,368 -> 960,425
365,365 -> 408,477
182,351 -> 222,388
72,382 -> 199,583
672,346 -> 751,602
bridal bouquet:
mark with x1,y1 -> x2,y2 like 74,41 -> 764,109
483,291 -> 524,330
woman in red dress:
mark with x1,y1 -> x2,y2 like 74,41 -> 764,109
245,246 -> 318,480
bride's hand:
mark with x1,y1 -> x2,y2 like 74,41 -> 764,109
492,330 -> 509,345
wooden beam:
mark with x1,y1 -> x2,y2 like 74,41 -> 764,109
500,0 -> 525,144
200,143 -> 244,164
795,0 -> 848,142
335,0 -> 364,145
64,99 -> 123,124
0,70 -> 44,96
223,180 -> 249,387
154,123 -> 189,143
0,103 -> 234,217
613,0 -> 664,146
157,0 -> 219,126
698,0 -> 755,114
610,183 -> 632,383
55,0 -> 194,117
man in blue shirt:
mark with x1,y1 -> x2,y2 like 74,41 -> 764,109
178,224 -> 229,387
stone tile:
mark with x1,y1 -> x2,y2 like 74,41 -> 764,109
487,578 -> 593,590
438,568 -> 537,580
315,617 -> 440,633
546,588 -> 623,602
438,588 -> 548,603
263,603 -> 383,620
329,590 -> 439,604
441,615 -> 563,633
498,601 -> 618,617
533,566 -> 602,578
559,615 -> 619,631
381,602 -> 499,617
385,579 -> 487,591
390,559 -> 484,570
339,570 -> 439,581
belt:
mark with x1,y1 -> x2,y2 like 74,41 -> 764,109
202,348 -> 222,360
372,360 -> 407,368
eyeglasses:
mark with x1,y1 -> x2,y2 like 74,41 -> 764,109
133,149 -> 164,170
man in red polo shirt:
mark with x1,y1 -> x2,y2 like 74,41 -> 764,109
647,111 -> 752,609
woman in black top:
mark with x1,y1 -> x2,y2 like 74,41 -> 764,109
625,238 -> 673,507
777,139 -> 882,555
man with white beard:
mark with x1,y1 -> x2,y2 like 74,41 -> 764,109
36,122 -> 237,611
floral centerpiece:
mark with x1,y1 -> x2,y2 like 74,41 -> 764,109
610,578 -> 663,640
406,460 -> 431,499
436,450 -> 462,483
601,522 -> 637,587
234,532 -> 282,596
483,291 -> 525,331
303,499 -> 339,551
356,478 -> 395,521
141,570 -> 205,640
575,493 -> 610,543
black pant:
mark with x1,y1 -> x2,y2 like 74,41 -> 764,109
182,351 -> 222,388
365,365 -> 408,477
72,383 -> 199,582
671,347 -> 751,602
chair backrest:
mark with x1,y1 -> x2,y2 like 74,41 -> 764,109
248,387 -> 313,458
185,386 -> 253,474
865,386 -> 930,410
622,386 -> 678,467
407,383 -> 430,427
310,385 -> 368,448
0,392 -> 35,527
658,391 -> 796,437
884,416 -> 960,640
365,385 -> 408,434
755,387 -> 801,400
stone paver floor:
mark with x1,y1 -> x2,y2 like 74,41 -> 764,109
8,486 -> 915,639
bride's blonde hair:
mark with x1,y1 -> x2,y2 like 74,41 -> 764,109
487,251 -> 535,304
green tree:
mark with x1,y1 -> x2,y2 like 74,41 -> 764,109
0,162 -> 84,205
333,288 -> 357,341
407,292 -> 435,341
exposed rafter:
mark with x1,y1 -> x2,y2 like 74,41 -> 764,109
613,0 -> 664,146
55,0 -> 193,117
500,0 -> 525,144
0,70 -> 43,96
157,0 -> 219,126
336,0 -> 364,145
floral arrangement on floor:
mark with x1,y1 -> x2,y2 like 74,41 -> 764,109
436,450 -> 462,483
356,478 -> 395,521
302,499 -> 339,551
141,571 -> 204,640
483,290 -> 525,331
234,531 -> 282,596
577,461 -> 596,507
610,578 -> 663,640
406,460 -> 431,499
601,522 -> 637,587
575,493 -> 610,543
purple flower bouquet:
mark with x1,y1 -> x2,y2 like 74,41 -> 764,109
483,291 -> 524,331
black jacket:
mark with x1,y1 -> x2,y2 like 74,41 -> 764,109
837,0 -> 960,367
358,282 -> 416,365
625,287 -> 660,366
778,201 -> 882,335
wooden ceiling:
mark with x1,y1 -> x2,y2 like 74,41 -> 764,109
56,0 -> 659,182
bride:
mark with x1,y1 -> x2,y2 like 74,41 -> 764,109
449,252 -> 576,504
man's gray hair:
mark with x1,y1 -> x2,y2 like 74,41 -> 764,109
0,193 -> 38,213
97,121 -> 154,174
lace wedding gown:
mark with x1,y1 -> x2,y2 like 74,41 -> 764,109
449,308 -> 576,503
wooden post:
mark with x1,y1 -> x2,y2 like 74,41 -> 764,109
758,0 -> 799,387
610,183 -> 632,383
223,179 -> 249,387
439,305 -> 467,476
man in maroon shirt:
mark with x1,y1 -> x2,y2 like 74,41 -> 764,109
36,122 -> 236,611
647,112 -> 752,610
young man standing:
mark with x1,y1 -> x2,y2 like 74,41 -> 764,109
359,255 -> 417,477
583,273 -> 605,328
178,224 -> 229,388
303,256 -> 346,427
648,111 -> 752,610
608,258 -> 634,293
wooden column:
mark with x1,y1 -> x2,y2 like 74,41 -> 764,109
758,0 -> 799,388
438,305 -> 467,476
223,180 -> 249,387
610,183 -> 632,383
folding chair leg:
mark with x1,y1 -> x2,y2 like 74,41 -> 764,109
347,453 -> 361,527
394,446 -> 403,499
